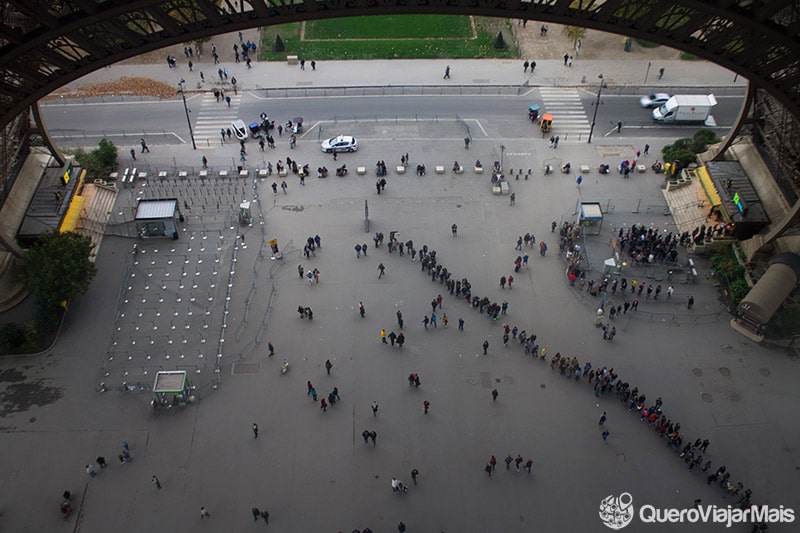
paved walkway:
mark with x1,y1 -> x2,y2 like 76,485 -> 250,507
1,29 -> 797,533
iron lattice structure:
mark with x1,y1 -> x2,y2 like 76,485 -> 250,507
0,0 -> 800,126
1,0 -> 800,205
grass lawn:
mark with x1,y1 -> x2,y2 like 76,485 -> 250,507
260,15 -> 518,61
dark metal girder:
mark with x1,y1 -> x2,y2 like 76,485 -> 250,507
0,0 -> 800,129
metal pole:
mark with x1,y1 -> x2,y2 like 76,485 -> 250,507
587,74 -> 604,144
644,61 -> 651,84
178,79 -> 197,150
500,144 -> 505,171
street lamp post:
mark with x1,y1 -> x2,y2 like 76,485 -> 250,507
178,79 -> 196,150
500,144 -> 505,171
587,74 -> 605,144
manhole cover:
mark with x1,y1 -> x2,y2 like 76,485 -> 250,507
692,368 -> 703,376
759,368 -> 770,377
729,393 -> 741,402
719,367 -> 731,377
701,393 -> 713,402
231,362 -> 260,375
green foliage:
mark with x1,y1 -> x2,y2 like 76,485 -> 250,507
636,39 -> 660,48
74,139 -> 118,179
0,322 -> 25,353
20,230 -> 97,309
304,15 -> 473,39
493,32 -> 508,50
661,130 -> 721,170
694,129 -> 719,145
272,35 -> 285,53
767,305 -> 800,338
729,278 -> 751,302
680,52 -> 700,60
563,26 -> 586,46
260,16 -> 517,60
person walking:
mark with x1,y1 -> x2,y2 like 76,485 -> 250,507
452,223 -> 458,236
86,464 -> 96,478
525,459 -> 533,474
658,67 -> 665,79
252,422 -> 259,438
200,506 -> 211,519
381,329 -> 387,343
96,456 -> 108,468
140,138 -> 150,153
491,388 -> 499,402
443,65 -> 450,79
458,317 -> 464,331
261,510 -> 269,524
152,475 -> 162,490
515,455 -> 523,472
325,359 -> 333,374
422,316 -> 429,330
130,148 -> 136,160
489,455 -> 497,471
423,400 -> 430,414
599,412 -> 607,426
510,193 -> 516,206
371,401 -> 379,416
377,263 -> 386,278
268,341 -> 275,357
320,398 -> 328,412
397,310 -> 404,329
252,507 -> 261,521
411,468 -> 419,485
483,340 -> 489,355
359,302 -> 366,318
688,295 -> 695,309
602,429 -> 610,443
504,454 -> 513,470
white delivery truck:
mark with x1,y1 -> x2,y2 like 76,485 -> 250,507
652,94 -> 717,125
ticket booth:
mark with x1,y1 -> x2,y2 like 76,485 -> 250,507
151,370 -> 193,410
579,202 -> 604,235
135,198 -> 181,239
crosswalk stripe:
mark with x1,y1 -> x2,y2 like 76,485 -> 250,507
538,88 -> 591,140
192,93 -> 244,147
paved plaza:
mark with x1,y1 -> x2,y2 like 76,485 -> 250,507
1,38 -> 798,533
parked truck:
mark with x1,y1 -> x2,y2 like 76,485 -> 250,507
652,94 -> 717,124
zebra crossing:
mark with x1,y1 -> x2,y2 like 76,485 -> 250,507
192,92 -> 243,147
538,88 -> 591,141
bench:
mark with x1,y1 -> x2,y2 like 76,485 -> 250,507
357,167 -> 366,175
287,55 -> 299,65
137,171 -> 147,179
178,171 -> 188,178
454,166 -> 464,174
637,164 -> 647,173
239,169 -> 249,177
580,165 -> 590,174
278,168 -> 287,177
108,172 -> 119,180
492,186 -> 502,195
500,181 -> 510,195
258,169 -> 269,177
219,170 -> 228,177
435,165 -> 445,174
474,166 -> 484,174
396,165 -> 406,174
199,170 -> 208,178
158,171 -> 168,178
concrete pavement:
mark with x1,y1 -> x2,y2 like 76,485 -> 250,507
1,54 -> 797,533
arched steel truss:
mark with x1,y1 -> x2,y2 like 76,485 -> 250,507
1,0 -> 800,130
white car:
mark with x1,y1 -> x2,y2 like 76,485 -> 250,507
321,135 -> 358,153
640,93 -> 671,108
231,120 -> 248,141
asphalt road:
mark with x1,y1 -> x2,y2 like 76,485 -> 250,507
41,90 -> 746,148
